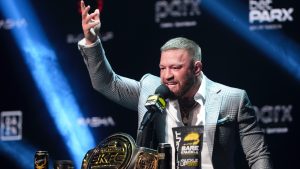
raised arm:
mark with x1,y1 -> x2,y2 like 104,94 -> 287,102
78,1 -> 141,111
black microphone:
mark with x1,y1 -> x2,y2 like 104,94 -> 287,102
137,84 -> 172,146
139,84 -> 172,131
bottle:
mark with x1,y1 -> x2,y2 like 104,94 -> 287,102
53,160 -> 74,169
157,143 -> 172,169
34,150 -> 49,169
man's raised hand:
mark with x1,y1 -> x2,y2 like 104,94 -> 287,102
81,0 -> 101,45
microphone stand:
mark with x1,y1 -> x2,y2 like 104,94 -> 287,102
136,110 -> 157,147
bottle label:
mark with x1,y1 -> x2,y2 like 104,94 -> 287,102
172,126 -> 204,169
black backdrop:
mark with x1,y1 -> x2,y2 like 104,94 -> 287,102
0,0 -> 299,168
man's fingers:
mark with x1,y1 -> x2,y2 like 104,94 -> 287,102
80,0 -> 85,11
81,1 -> 101,39
90,21 -> 100,28
81,4 -> 90,19
94,9 -> 100,21
83,20 -> 100,31
85,11 -> 98,24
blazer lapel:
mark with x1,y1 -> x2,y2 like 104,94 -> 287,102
204,78 -> 223,159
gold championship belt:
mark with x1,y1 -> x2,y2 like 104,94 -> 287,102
81,133 -> 158,169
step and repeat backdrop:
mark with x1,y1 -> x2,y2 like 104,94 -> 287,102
0,0 -> 299,168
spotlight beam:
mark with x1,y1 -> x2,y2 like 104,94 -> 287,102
0,0 -> 96,168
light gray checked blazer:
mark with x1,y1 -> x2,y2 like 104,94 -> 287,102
78,39 -> 273,169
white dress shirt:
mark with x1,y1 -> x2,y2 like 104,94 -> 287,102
165,73 -> 213,169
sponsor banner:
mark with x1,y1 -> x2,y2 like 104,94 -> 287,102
0,110 -> 22,141
249,0 -> 295,31
155,0 -> 202,29
66,31 -> 114,44
77,116 -> 115,128
0,18 -> 27,30
254,104 -> 293,134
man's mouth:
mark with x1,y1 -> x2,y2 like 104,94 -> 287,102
165,82 -> 177,86
165,83 -> 178,91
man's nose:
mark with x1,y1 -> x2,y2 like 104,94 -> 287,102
164,69 -> 174,81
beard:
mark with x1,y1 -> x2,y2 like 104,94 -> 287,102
169,73 -> 196,100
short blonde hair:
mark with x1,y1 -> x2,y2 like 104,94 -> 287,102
160,37 -> 202,61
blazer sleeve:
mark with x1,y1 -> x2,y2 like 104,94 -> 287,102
78,38 -> 140,111
238,91 -> 273,169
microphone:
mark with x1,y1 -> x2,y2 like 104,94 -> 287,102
137,84 -> 172,146
139,84 -> 172,131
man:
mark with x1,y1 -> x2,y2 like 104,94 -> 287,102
78,1 -> 273,169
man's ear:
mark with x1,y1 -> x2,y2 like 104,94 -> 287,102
194,61 -> 202,76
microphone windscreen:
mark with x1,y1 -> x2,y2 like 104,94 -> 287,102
155,84 -> 172,99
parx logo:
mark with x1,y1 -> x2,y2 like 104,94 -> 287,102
254,105 -> 293,124
155,0 -> 201,28
253,104 -> 293,134
249,0 -> 294,30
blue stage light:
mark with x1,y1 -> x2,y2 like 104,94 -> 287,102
0,141 -> 35,169
0,0 -> 96,168
202,0 -> 300,81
